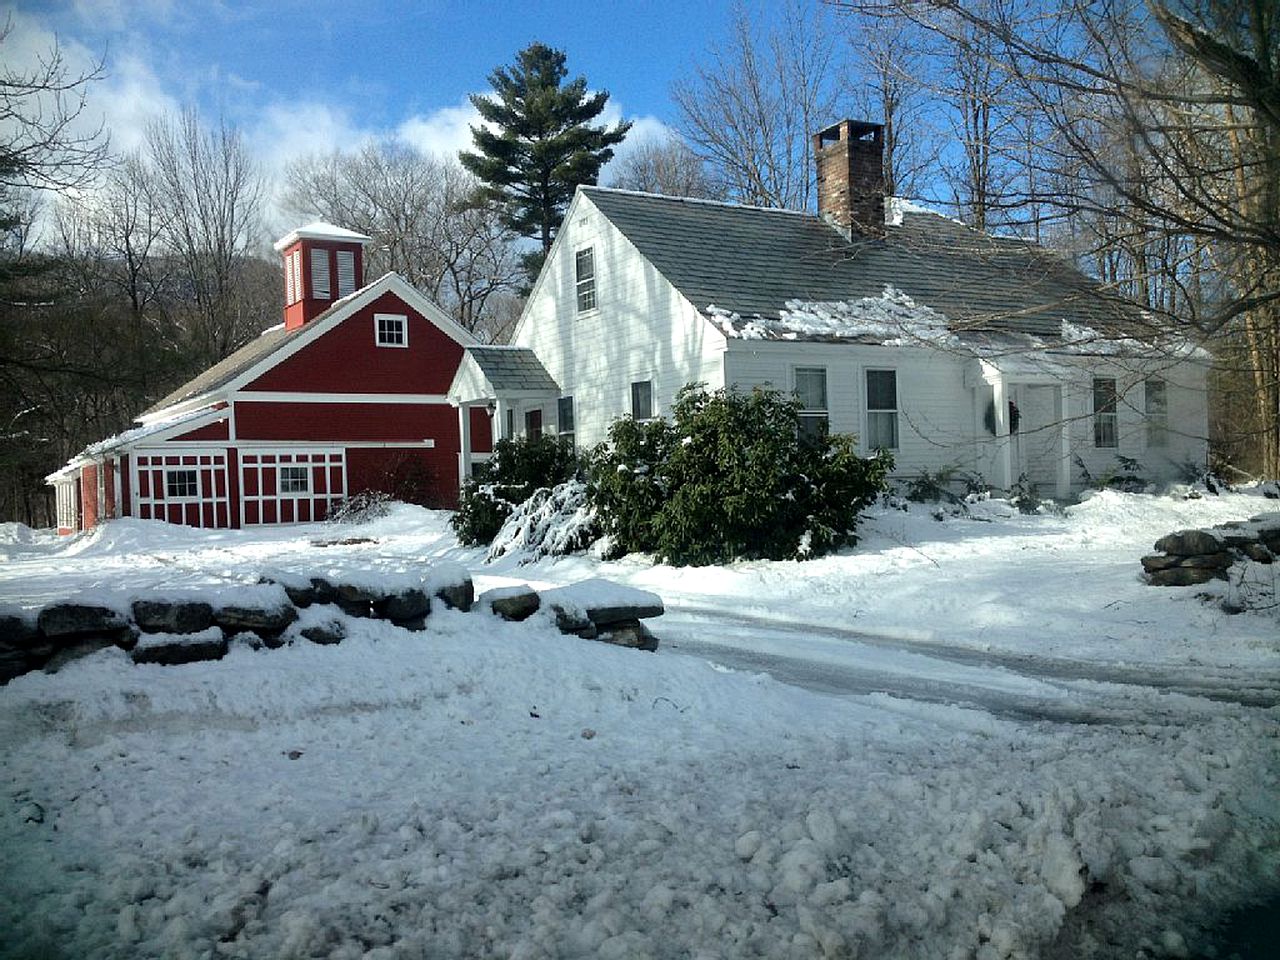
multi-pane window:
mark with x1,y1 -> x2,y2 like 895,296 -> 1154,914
1093,377 -> 1119,448
558,396 -> 576,444
311,248 -> 331,300
375,313 -> 407,347
165,469 -> 198,499
866,369 -> 899,450
794,367 -> 829,444
631,380 -> 653,420
1144,378 -> 1168,448
336,250 -> 356,297
279,466 -> 310,494
575,247 -> 597,312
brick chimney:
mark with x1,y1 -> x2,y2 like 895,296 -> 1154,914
273,222 -> 373,330
813,120 -> 885,238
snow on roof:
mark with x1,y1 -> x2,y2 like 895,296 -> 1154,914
708,286 -> 959,347
272,221 -> 373,251
47,406 -> 225,479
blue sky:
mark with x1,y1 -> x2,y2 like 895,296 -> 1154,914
7,0 -> 753,187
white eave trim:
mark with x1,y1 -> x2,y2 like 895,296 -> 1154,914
273,221 -> 373,251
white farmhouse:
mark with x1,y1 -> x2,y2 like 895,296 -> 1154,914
451,120 -> 1208,498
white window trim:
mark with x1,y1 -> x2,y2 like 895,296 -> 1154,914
575,247 -> 598,314
630,379 -> 655,421
794,366 -> 829,442
278,465 -> 311,496
374,313 -> 409,348
864,367 -> 900,451
164,467 -> 202,502
1093,377 -> 1119,449
290,250 -> 302,304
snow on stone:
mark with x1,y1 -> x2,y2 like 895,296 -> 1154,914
132,625 -> 224,650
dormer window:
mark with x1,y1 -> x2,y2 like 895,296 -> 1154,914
575,247 -> 596,313
375,313 -> 408,348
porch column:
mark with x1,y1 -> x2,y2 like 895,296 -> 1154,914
457,402 -> 472,489
1057,383 -> 1072,499
992,377 -> 1013,491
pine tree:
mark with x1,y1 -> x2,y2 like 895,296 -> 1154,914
461,43 -> 631,263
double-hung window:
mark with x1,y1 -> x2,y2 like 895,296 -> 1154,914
375,313 -> 407,348
165,469 -> 198,500
1144,378 -> 1168,448
865,370 -> 899,450
558,396 -> 576,445
1093,377 -> 1119,448
279,465 -> 310,495
794,367 -> 829,444
575,247 -> 597,313
631,380 -> 653,420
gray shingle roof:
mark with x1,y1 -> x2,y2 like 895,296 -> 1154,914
581,188 -> 1144,340
466,346 -> 560,393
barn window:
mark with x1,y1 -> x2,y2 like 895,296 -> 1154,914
866,369 -> 899,450
1144,378 -> 1168,448
575,247 -> 597,313
311,248 -> 331,299
794,367 -> 828,444
336,250 -> 356,296
375,313 -> 408,348
166,469 -> 199,499
1093,377 -> 1118,448
279,465 -> 310,494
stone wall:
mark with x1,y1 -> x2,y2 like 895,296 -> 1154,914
0,572 -> 664,684
1142,513 -> 1280,586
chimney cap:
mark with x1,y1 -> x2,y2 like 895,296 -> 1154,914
814,119 -> 883,149
273,221 -> 373,252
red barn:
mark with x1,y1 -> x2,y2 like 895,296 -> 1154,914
48,222 -> 500,533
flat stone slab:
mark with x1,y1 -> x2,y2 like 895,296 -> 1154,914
539,578 -> 665,627
132,599 -> 215,634
1153,529 -> 1224,556
480,585 -> 541,622
131,627 -> 229,666
37,603 -> 129,639
214,603 -> 298,638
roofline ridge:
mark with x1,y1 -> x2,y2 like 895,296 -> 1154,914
582,185 -> 816,218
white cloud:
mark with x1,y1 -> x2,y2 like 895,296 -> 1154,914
248,100 -> 376,175
599,111 -> 680,182
95,54 -> 182,156
395,97 -> 484,160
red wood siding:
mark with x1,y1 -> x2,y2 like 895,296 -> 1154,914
235,401 -> 460,444
245,291 -> 464,395
80,463 -> 99,530
170,419 -> 230,442
346,447 -> 461,509
470,406 -> 493,453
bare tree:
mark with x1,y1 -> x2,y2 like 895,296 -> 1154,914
146,108 -> 271,366
282,143 -> 523,335
674,0 -> 840,209
608,131 -> 725,199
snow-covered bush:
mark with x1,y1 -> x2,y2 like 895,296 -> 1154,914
588,385 -> 891,565
451,436 -> 581,546
328,490 -> 393,524
487,479 -> 600,563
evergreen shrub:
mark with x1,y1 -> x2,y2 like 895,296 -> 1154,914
587,385 -> 891,565
451,435 -> 581,546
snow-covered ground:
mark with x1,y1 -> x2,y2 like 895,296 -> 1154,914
1,489 -> 1278,959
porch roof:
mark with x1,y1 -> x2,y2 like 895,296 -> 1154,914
451,346 -> 561,402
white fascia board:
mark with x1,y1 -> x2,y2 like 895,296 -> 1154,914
218,273 -> 475,400
234,391 -> 451,404
509,189 -> 591,347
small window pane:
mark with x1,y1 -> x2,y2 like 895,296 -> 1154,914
631,380 -> 653,420
794,367 -> 827,411
867,370 -> 897,411
576,248 -> 597,312
798,414 -> 828,445
279,466 -> 310,494
558,396 -> 575,434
